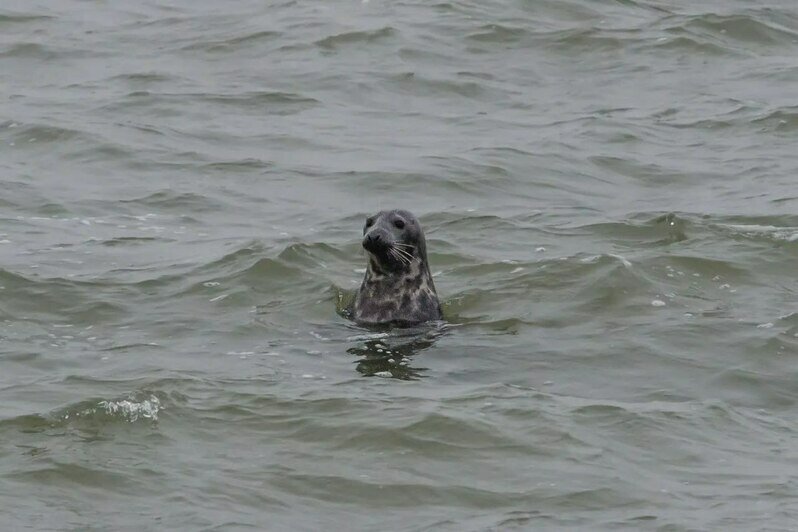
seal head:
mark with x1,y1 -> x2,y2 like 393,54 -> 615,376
351,209 -> 442,326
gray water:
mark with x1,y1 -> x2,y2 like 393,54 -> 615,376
2,0 -> 798,530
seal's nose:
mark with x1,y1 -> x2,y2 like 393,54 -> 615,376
363,230 -> 388,253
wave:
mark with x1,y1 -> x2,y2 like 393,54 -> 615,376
0,42 -> 59,59
0,391 -> 163,434
0,12 -> 54,24
676,13 -> 798,46
557,213 -> 689,246
106,71 -> 184,84
751,107 -> 798,133
465,24 -> 528,43
181,30 -> 282,53
107,90 -> 318,116
315,26 -> 396,49
710,215 -> 798,243
119,190 -> 230,212
7,123 -> 83,143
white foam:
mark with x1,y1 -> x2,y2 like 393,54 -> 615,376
98,395 -> 161,422
346,332 -> 390,341
724,224 -> 798,242
609,254 -> 632,268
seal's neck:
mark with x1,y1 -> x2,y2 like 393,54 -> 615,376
364,255 -> 434,288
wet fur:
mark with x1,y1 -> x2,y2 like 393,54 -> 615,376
351,210 -> 442,326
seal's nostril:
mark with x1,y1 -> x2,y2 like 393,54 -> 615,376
363,232 -> 384,250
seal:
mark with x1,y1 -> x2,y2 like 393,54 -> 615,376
350,209 -> 442,326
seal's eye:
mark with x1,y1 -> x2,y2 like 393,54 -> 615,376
365,217 -> 374,228
394,220 -> 405,229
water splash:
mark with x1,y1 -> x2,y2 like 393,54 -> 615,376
95,395 -> 162,422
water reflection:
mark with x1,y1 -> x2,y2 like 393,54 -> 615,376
347,325 -> 445,380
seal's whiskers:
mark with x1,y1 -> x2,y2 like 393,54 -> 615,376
392,246 -> 413,264
389,248 -> 411,265
395,249 -> 411,265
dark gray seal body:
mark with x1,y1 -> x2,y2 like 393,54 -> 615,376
350,209 -> 442,326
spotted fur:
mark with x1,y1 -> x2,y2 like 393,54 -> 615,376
351,209 -> 442,326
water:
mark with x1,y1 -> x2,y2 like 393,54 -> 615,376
2,0 -> 798,529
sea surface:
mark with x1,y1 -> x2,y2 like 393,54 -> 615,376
2,0 -> 798,530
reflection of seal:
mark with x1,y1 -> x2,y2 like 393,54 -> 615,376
350,209 -> 442,326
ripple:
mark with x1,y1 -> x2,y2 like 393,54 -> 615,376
0,42 -> 59,59
384,72 -> 488,100
711,216 -> 798,243
194,91 -> 319,111
183,30 -> 282,53
273,473 -> 523,508
98,236 -> 162,247
465,24 -> 528,43
0,266 -> 132,325
119,190 -> 228,212
6,123 -> 82,143
110,90 -> 318,116
550,213 -> 689,246
647,34 -> 737,56
751,107 -> 798,133
681,13 -> 798,46
277,242 -> 351,266
199,158 -> 273,171
315,26 -> 396,49
6,462 -> 134,488
231,257 -> 305,287
0,12 -> 53,24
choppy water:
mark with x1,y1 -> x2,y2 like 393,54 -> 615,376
2,0 -> 798,529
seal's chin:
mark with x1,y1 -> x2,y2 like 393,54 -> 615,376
366,249 -> 400,272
